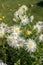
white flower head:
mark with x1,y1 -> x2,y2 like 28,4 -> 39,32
37,21 -> 43,25
34,21 -> 43,33
20,15 -> 29,25
18,5 -> 28,15
25,39 -> 36,52
14,11 -> 19,20
0,60 -> 7,65
17,37 -> 25,48
12,25 -> 21,36
20,5 -> 28,12
34,24 -> 41,32
0,22 -> 7,32
13,37 -> 25,49
30,15 -> 34,22
7,34 -> 25,49
7,34 -> 18,47
39,34 -> 43,42
37,21 -> 43,32
0,29 -> 5,38
18,8 -> 24,16
13,5 -> 28,21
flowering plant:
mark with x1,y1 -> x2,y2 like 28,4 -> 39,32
0,5 -> 43,65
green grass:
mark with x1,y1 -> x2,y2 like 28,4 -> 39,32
0,0 -> 43,26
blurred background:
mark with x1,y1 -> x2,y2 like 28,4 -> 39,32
0,0 -> 43,26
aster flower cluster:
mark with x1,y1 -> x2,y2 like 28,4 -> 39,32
13,5 -> 34,25
0,5 -> 43,65
0,5 -> 43,52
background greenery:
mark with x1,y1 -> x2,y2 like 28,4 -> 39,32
0,0 -> 43,65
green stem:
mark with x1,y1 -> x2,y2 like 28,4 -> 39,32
2,38 -> 6,63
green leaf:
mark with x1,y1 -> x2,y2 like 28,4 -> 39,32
14,59 -> 20,65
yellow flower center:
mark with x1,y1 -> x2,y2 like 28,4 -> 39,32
0,31 -> 3,35
26,30 -> 32,35
18,9 -> 23,15
2,16 -> 5,19
29,43 -> 33,47
18,42 -> 20,44
2,26 -> 6,28
15,29 -> 19,33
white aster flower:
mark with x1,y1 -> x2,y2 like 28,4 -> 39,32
13,5 -> 28,21
19,5 -> 28,12
18,8 -> 25,16
18,5 -> 28,16
0,22 -> 7,31
0,29 -> 5,38
7,34 -> 18,47
37,21 -> 43,31
0,60 -> 7,65
37,21 -> 43,25
12,25 -> 21,36
34,21 -> 43,33
34,24 -> 41,32
17,37 -> 25,48
30,15 -> 34,22
12,37 -> 25,49
25,39 -> 36,52
14,11 -> 19,20
39,34 -> 43,42
7,34 -> 25,49
20,15 -> 29,25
